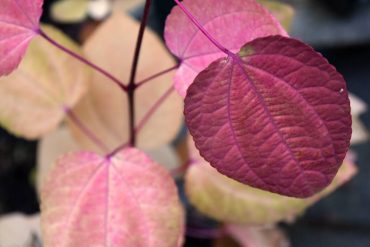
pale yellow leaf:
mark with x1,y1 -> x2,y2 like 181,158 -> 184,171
0,25 -> 89,139
186,139 -> 357,224
69,13 -> 183,152
51,0 -> 89,23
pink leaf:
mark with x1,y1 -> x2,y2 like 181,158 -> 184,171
184,35 -> 352,198
223,224 -> 289,247
41,148 -> 184,247
164,0 -> 287,97
0,0 -> 43,76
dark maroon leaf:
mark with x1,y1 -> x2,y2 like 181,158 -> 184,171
184,35 -> 351,198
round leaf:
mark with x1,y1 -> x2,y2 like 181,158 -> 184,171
41,148 -> 184,247
185,36 -> 352,198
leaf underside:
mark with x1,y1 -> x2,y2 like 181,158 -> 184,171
185,35 -> 352,198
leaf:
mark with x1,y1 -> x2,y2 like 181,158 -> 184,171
257,0 -> 295,31
185,35 -> 352,198
41,148 -> 185,247
51,0 -> 89,23
164,0 -> 287,97
185,138 -> 357,224
0,0 -> 43,76
0,25 -> 89,139
349,93 -> 369,144
218,224 -> 289,247
69,13 -> 183,152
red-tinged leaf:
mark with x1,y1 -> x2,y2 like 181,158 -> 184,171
0,0 -> 43,76
41,148 -> 184,247
164,0 -> 287,97
185,35 -> 352,198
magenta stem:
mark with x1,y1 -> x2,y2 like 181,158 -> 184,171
105,141 -> 129,159
106,86 -> 174,158
127,0 -> 153,147
136,64 -> 179,88
135,86 -> 175,134
38,29 -> 127,92
173,0 -> 231,56
64,106 -> 109,152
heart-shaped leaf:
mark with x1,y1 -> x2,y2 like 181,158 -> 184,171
41,148 -> 184,247
69,13 -> 183,152
186,138 -> 357,224
0,25 -> 89,139
0,0 -> 43,76
185,35 -> 352,198
164,0 -> 287,97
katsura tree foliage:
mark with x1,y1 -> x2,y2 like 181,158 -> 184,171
0,0 -> 354,246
